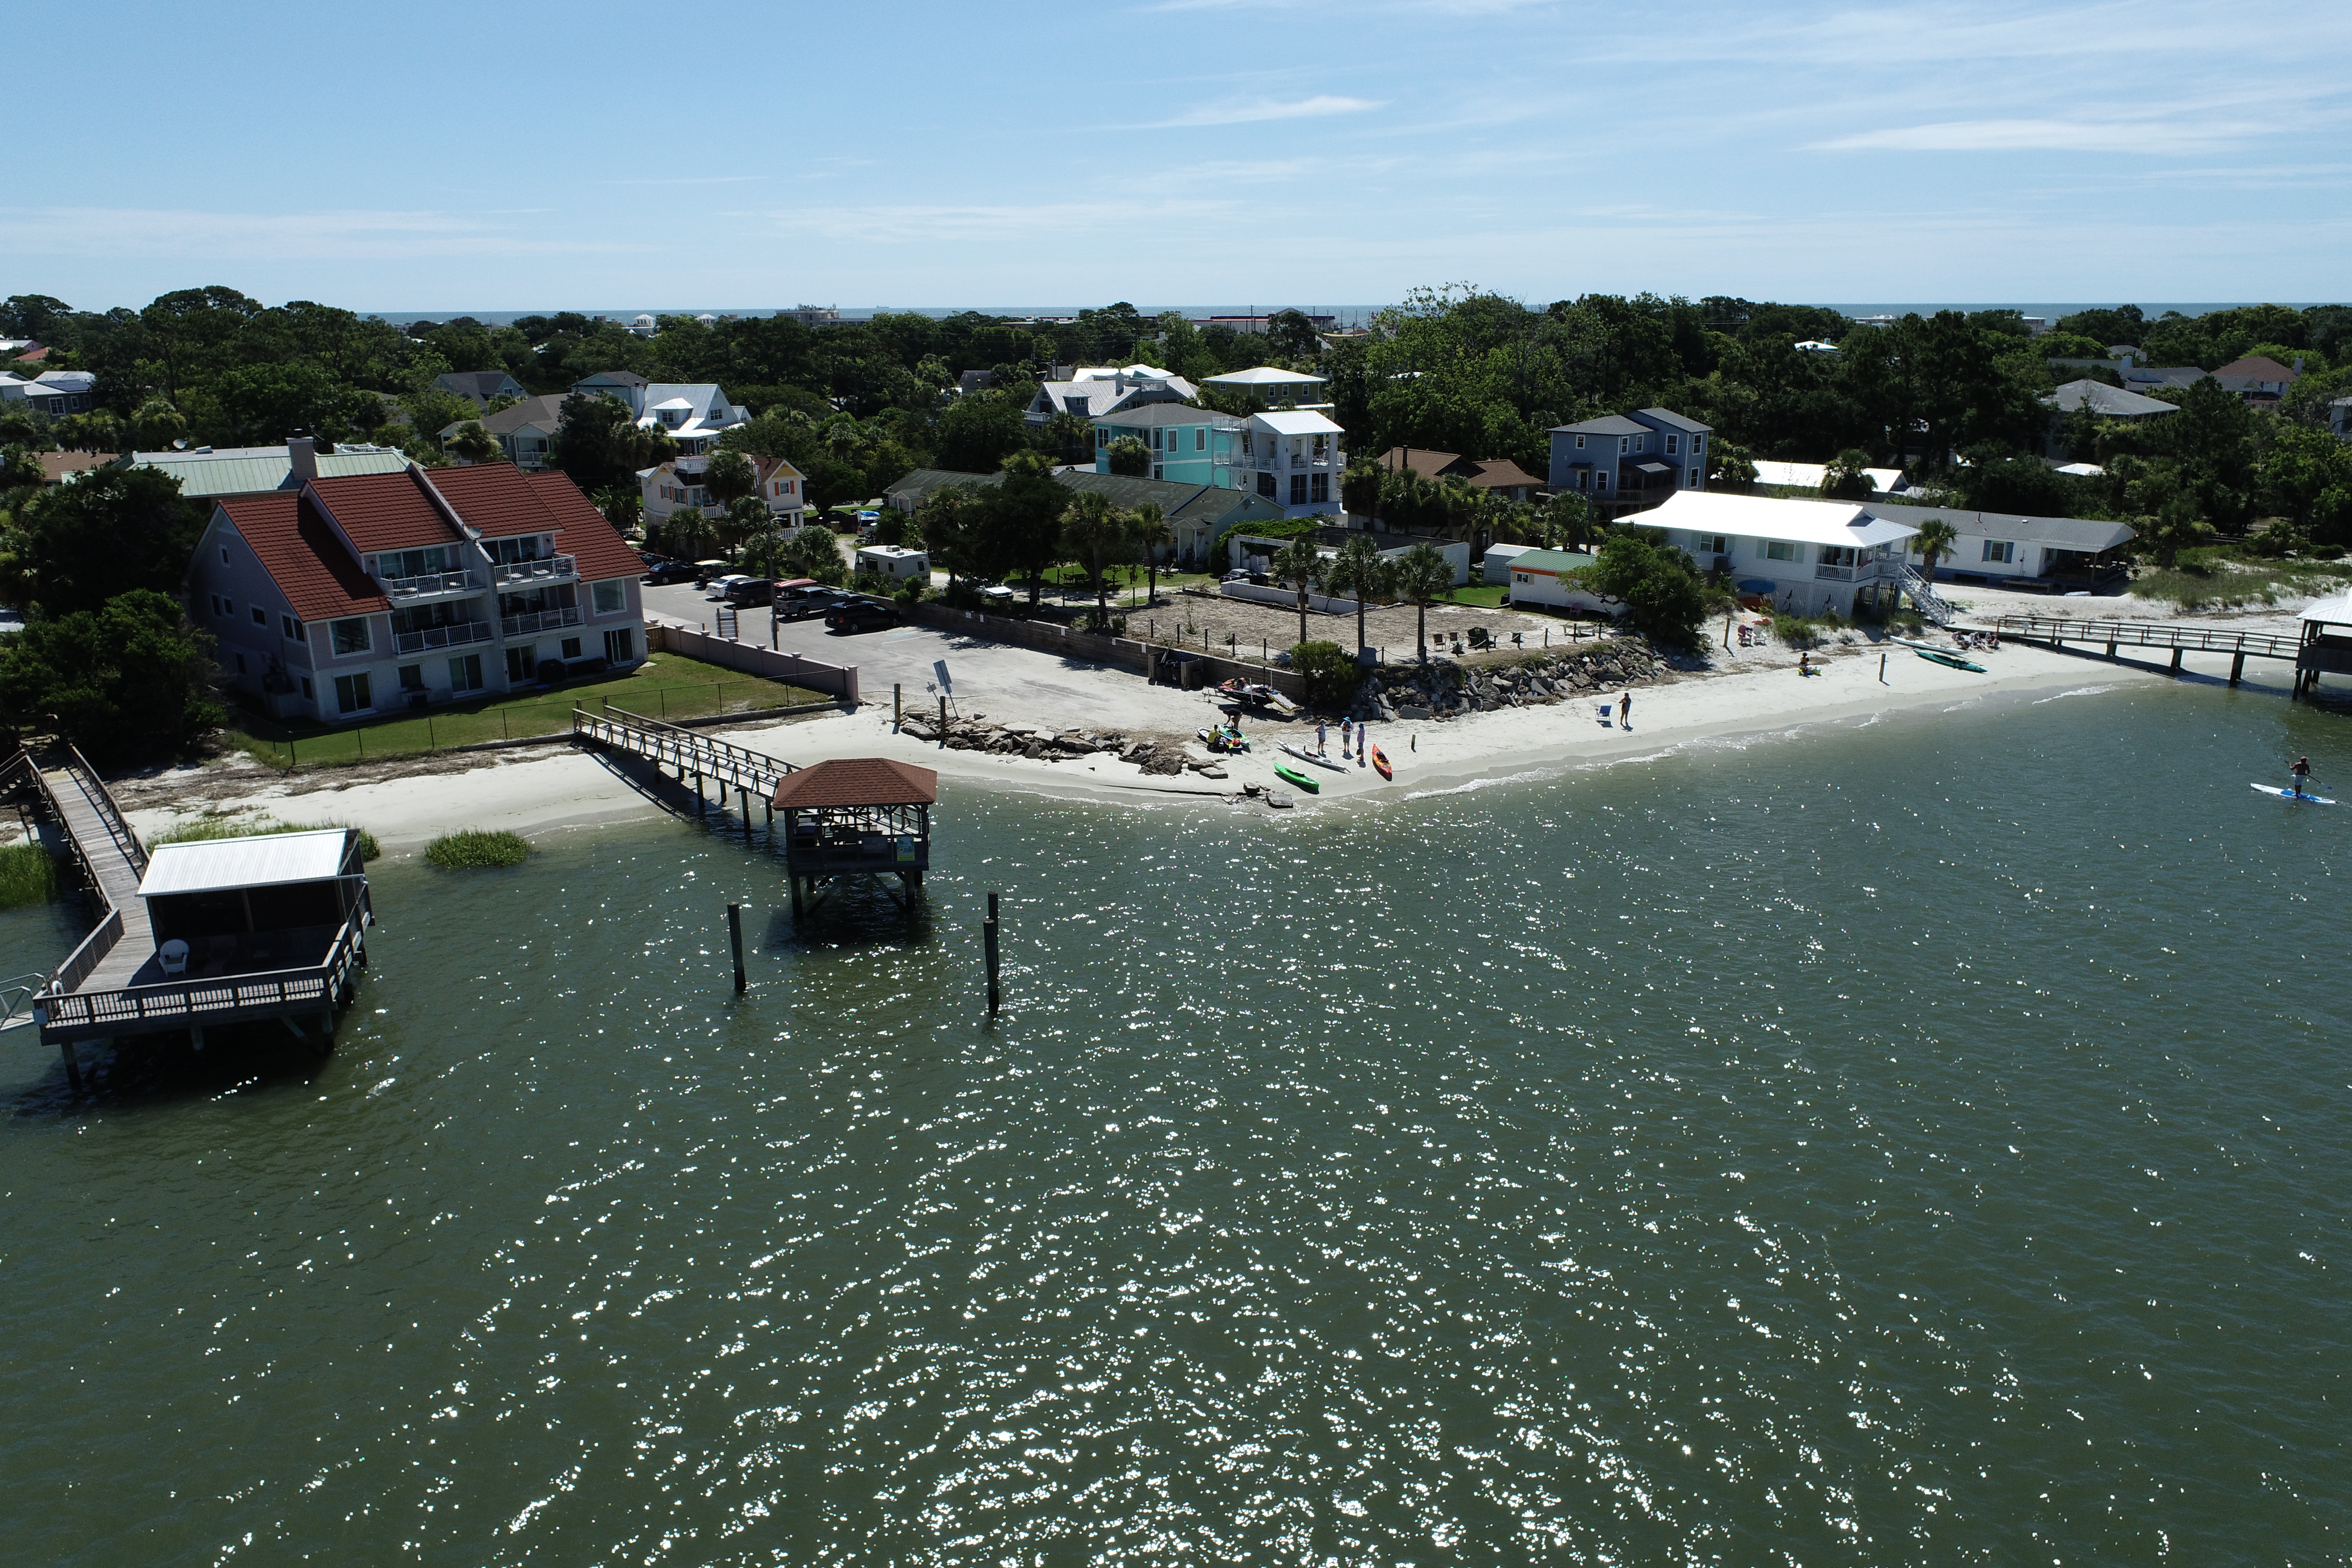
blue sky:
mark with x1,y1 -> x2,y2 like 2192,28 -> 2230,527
9,0 -> 2348,313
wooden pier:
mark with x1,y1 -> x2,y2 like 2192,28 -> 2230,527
1990,614 -> 2309,690
2,746 -> 371,1089
573,701 -> 795,819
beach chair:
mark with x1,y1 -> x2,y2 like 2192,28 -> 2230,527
159,940 -> 189,978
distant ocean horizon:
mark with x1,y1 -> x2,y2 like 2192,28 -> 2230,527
359,301 -> 2311,328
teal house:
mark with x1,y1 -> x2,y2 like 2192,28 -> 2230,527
1091,405 -> 1244,486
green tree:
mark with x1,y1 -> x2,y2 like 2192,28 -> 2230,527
1266,309 -> 1323,361
977,452 -> 1070,606
554,392 -> 674,492
1340,457 -> 1384,522
2257,421 -> 2352,534
589,484 -> 642,534
2140,492 -> 2212,568
1059,490 -> 1130,620
702,449 -> 758,515
1585,530 -> 1705,648
1130,502 -> 1172,605
131,397 -> 188,451
1820,448 -> 1875,500
1541,489 -> 1599,550
1321,533 -> 1393,655
446,422 -> 502,465
913,484 -> 983,585
1270,537 -> 1325,647
1708,438 -> 1759,484
931,392 -> 1029,473
2,464 -> 207,617
0,589 -> 223,761
1287,639 -> 1360,711
720,494 -> 773,561
1911,516 -> 1959,586
1105,435 -> 1151,477
1389,540 -> 1456,660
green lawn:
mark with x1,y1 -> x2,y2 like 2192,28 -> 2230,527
226,652 -> 832,770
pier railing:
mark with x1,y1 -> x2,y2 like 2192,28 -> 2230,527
38,907 -> 369,1044
60,742 -> 147,878
1991,615 -> 2300,660
573,702 -> 796,797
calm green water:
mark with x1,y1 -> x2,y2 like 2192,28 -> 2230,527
3,683 -> 2347,1565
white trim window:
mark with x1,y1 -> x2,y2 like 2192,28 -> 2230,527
1982,540 -> 2015,563
1574,434 -> 1586,450
329,616 -> 372,655
1765,540 -> 1800,561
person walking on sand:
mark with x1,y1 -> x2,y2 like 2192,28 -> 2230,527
2291,755 -> 2312,797
1619,691 -> 1631,730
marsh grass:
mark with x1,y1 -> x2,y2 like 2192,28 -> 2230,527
0,842 -> 61,909
151,817 -> 383,862
423,830 -> 532,870
2130,552 -> 2352,612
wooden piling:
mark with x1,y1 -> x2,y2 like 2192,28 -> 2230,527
695,769 -> 705,814
2230,651 -> 2246,686
984,891 -> 1001,1016
938,693 -> 947,735
728,902 -> 746,994
895,683 -> 903,729
2169,647 -> 2184,677
58,1038 -> 80,1094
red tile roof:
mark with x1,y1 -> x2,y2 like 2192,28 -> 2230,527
309,468 -> 462,553
770,757 -> 939,810
424,460 -> 562,539
523,470 -> 653,582
216,492 -> 390,622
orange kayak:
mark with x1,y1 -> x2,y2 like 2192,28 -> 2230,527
1370,744 -> 1392,780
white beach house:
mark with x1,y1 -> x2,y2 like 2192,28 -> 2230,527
1639,490 -> 1921,617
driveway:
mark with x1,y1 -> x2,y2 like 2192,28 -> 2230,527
637,579 -> 1200,732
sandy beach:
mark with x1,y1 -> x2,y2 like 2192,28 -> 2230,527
107,623 -> 2222,855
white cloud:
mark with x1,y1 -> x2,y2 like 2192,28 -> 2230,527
1811,117 -> 2263,155
1141,95 -> 1382,128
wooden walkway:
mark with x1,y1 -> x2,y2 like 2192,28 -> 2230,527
1990,614 -> 2303,686
572,702 -> 797,802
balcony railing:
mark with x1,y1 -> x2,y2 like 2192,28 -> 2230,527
494,554 -> 577,585
1814,560 -> 1889,582
502,606 -> 583,638
377,568 -> 486,600
392,620 -> 495,655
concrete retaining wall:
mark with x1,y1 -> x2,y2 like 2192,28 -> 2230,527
649,621 -> 860,706
906,600 -> 1306,700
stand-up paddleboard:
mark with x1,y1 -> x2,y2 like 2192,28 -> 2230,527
1280,742 -> 1344,771
1370,744 -> 1393,781
2251,782 -> 2335,804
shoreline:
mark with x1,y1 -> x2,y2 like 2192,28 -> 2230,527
114,637 -> 2194,854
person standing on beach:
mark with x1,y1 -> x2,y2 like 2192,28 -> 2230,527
2291,755 -> 2312,796
1619,692 -> 1631,729
1317,719 -> 1327,755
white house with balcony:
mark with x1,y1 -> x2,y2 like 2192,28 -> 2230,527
187,462 -> 648,723
638,453 -> 807,533
1225,410 -> 1346,515
1198,366 -> 1333,410
1637,489 -> 1920,618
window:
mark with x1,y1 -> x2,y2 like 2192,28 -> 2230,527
1618,437 -> 1629,455
398,664 -> 426,692
300,677 -> 312,699
1765,540 -> 1800,561
1688,469 -> 1700,487
1195,428 -> 1206,452
604,628 -> 635,664
1257,472 -> 1276,499
219,597 -> 235,618
448,653 -> 483,693
220,546 -> 230,564
1693,435 -> 1705,453
1633,435 -> 1646,453
330,616 -> 371,655
1096,428 -> 1108,449
1312,434 -> 1328,458
282,614 -> 299,640
560,637 -> 582,660
592,579 -> 625,614
1692,534 -> 1728,555
1596,471 -> 1611,490
1311,472 -> 1329,503
1290,474 -> 1308,505
1150,429 -> 1161,451
1982,540 -> 2015,563
1575,471 -> 1589,490
334,672 -> 373,714
505,646 -> 536,682
1666,435 -> 1679,455
1153,466 -> 1163,481
251,606 -> 267,625
1574,434 -> 1586,450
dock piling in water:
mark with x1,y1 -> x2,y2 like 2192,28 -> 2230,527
728,902 -> 746,994
985,891 -> 1001,1016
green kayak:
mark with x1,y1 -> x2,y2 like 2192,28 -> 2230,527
1273,762 -> 1320,793
1914,647 -> 1987,673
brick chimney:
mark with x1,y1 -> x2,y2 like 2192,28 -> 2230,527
288,434 -> 318,481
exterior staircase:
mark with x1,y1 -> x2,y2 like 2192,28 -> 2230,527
1899,564 -> 1959,626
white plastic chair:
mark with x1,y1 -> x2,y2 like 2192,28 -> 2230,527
158,939 -> 189,977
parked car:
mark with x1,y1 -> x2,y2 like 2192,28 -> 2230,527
704,574 -> 750,601
691,558 -> 732,588
775,585 -> 849,621
723,577 -> 776,607
642,559 -> 698,585
823,595 -> 899,634
979,584 -> 1017,606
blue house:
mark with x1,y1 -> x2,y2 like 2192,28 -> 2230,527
1547,407 -> 1711,519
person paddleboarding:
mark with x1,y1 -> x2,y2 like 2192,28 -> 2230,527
2291,755 -> 2313,798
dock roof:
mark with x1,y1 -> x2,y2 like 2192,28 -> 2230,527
138,829 -> 357,898
772,758 -> 938,811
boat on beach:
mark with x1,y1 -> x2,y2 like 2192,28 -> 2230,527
1273,762 -> 1320,793
1279,743 -> 1344,771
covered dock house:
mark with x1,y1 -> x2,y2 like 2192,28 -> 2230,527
772,758 -> 936,917
2297,592 -> 2352,698
39,827 -> 373,1054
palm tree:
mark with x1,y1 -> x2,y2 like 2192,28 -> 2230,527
1270,537 -> 1325,647
1340,458 -> 1384,527
1820,448 -> 1874,501
447,422 -> 502,465
1390,541 -> 1455,661
1912,517 -> 1959,593
1058,490 -> 1128,620
1322,534 -> 1392,655
1130,502 -> 1173,605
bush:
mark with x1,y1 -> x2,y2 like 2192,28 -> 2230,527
894,573 -> 928,605
424,829 -> 532,870
939,578 -> 983,610
1772,615 -> 1823,649
0,841 -> 60,908
151,817 -> 383,862
1583,532 -> 1706,649
1289,640 -> 1359,709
